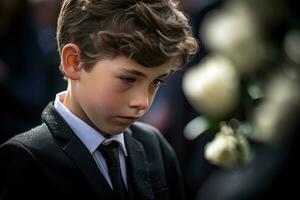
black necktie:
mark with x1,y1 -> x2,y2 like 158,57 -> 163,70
99,141 -> 128,200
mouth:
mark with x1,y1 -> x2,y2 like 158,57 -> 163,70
116,116 -> 140,125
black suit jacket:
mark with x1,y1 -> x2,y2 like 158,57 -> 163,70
0,103 -> 185,200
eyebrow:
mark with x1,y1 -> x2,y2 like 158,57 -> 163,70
121,68 -> 170,79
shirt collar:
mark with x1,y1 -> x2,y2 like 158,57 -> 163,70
54,91 -> 128,156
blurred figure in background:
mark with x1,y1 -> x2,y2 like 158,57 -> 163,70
0,0 -> 65,144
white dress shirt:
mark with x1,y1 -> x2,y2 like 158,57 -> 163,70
54,91 -> 128,189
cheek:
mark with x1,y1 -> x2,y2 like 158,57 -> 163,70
91,83 -> 127,115
100,91 -> 125,113
79,74 -> 128,116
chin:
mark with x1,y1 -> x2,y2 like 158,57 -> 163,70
101,125 -> 129,136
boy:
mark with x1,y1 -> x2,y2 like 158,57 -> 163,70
0,0 -> 197,199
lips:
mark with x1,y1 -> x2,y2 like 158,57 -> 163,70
116,116 -> 140,124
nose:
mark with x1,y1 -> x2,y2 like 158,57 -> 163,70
129,90 -> 151,111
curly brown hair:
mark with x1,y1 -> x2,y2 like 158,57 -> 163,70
56,0 -> 198,71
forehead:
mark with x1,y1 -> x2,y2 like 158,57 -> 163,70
95,55 -> 173,77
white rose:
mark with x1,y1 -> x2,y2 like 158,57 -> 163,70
284,30 -> 300,65
205,124 -> 251,168
201,1 -> 265,75
253,73 -> 300,144
182,55 -> 239,118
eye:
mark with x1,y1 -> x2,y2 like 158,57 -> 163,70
120,77 -> 136,85
152,79 -> 165,87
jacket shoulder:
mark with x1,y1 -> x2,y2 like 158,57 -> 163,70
130,121 -> 176,156
3,123 -> 54,153
2,123 -> 68,164
130,121 -> 161,137
12,123 -> 52,145
0,125 -> 49,182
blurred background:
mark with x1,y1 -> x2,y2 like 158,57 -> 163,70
1,0 -> 299,200
0,0 -> 65,142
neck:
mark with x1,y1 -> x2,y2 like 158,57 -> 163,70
62,85 -> 84,122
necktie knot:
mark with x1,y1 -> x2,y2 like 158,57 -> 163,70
99,141 -> 120,168
101,140 -> 119,149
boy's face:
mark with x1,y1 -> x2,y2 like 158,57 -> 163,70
69,55 -> 171,136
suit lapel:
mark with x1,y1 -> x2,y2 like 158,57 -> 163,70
63,135 -> 114,199
42,103 -> 113,199
124,131 -> 155,200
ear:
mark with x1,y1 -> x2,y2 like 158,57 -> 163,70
61,43 -> 82,80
